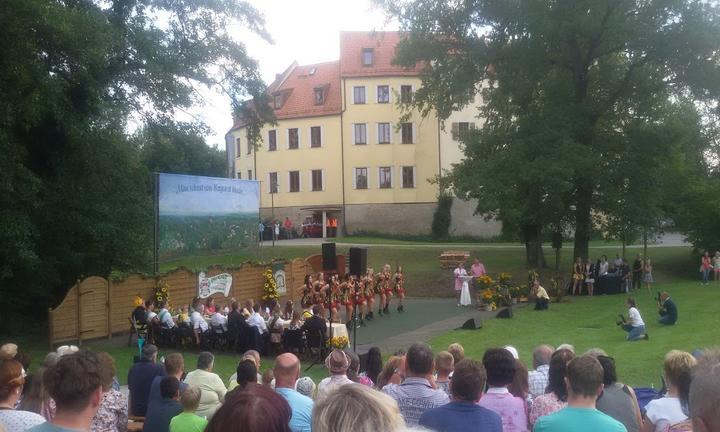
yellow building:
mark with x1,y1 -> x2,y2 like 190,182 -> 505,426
226,32 -> 501,238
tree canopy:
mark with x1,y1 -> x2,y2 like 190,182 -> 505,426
382,0 -> 720,264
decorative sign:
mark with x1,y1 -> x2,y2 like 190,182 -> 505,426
272,262 -> 287,294
198,272 -> 233,298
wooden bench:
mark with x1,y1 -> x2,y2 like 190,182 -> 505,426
439,251 -> 470,269
127,416 -> 144,431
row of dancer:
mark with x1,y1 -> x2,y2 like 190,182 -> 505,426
300,264 -> 406,327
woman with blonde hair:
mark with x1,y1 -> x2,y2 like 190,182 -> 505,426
312,384 -> 405,432
375,356 -> 403,390
642,350 -> 697,432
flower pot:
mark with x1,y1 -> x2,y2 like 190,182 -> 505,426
483,304 -> 493,312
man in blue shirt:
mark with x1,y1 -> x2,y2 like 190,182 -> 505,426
274,353 -> 313,432
148,353 -> 187,406
657,292 -> 678,325
128,344 -> 165,417
534,355 -> 627,432
143,377 -> 183,432
419,359 -> 502,432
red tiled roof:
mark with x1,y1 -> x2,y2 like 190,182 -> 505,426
340,31 -> 420,78
273,61 -> 341,120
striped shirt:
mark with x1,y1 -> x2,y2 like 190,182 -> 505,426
382,377 -> 450,426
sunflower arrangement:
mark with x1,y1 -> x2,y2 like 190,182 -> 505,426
327,335 -> 349,349
261,267 -> 279,302
154,279 -> 170,308
476,274 -> 494,289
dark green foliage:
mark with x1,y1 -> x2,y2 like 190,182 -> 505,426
431,195 -> 453,238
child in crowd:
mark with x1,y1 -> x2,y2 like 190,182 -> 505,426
169,385 -> 207,432
435,351 -> 454,396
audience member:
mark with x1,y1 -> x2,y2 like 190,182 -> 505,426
376,356 -> 404,390
274,353 -> 313,432
533,355 -> 626,432
17,353 -> 57,421
447,343 -> 465,367
127,344 -> 165,417
479,348 -> 528,432
132,300 -> 147,325
149,353 -> 187,406
90,352 -> 128,432
689,349 -> 720,432
529,349 -> 574,426
205,383 -> 291,432
169,386 -> 207,432
316,350 -> 354,401
261,369 -> 275,388
595,355 -> 641,432
419,359 -> 502,432
227,301 -> 247,342
584,347 -> 608,357
247,304 -> 268,335
657,292 -> 678,326
145,300 -> 158,324
363,347 -> 383,385
642,350 -> 696,432
528,345 -> 553,398
343,351 -> 370,387
313,384 -> 405,432
183,352 -> 226,420
0,359 -> 45,431
210,308 -> 228,331
435,351 -> 454,396
29,350 -> 104,432
205,298 -> 217,315
189,301 -> 208,342
556,344 -> 575,354
504,346 -> 520,360
294,377 -> 316,399
382,342 -> 450,426
509,358 -> 532,409
143,377 -> 182,432
157,301 -> 176,330
232,360 -> 258,392
228,350 -> 262,390
300,306 -> 327,342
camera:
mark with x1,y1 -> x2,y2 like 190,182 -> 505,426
615,314 -> 626,326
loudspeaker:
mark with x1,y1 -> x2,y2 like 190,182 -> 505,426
322,242 -> 336,271
496,307 -> 513,319
357,349 -> 370,372
552,232 -> 563,249
349,247 -> 368,276
459,318 -> 482,330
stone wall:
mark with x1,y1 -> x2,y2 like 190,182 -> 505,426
448,198 -> 503,238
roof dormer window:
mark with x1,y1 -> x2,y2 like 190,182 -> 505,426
314,88 -> 325,105
362,48 -> 374,66
274,94 -> 283,109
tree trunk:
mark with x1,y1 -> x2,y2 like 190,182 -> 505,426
573,180 -> 593,260
523,224 -> 547,268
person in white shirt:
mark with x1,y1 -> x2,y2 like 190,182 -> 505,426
618,297 -> 648,341
642,350 -> 696,432
247,304 -> 268,334
210,310 -> 228,331
528,344 -> 554,398
145,300 -> 158,323
157,301 -> 176,329
190,302 -> 209,333
183,352 -> 226,420
316,350 -> 354,401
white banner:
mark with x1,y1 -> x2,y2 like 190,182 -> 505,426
198,272 -> 232,298
275,269 -> 287,294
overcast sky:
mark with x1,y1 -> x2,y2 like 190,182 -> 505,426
184,0 -> 397,147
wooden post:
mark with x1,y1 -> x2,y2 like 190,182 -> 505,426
76,281 -> 82,347
107,278 -> 113,340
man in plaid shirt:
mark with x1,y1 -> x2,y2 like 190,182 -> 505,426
528,344 -> 554,397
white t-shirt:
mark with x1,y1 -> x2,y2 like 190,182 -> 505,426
247,312 -> 268,334
210,313 -> 228,329
190,311 -> 208,332
0,410 -> 45,431
158,308 -> 175,328
645,397 -> 687,432
628,307 -> 645,327
147,311 -> 158,322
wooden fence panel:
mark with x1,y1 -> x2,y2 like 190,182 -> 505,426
48,283 -> 79,344
78,276 -> 108,341
109,275 -> 155,334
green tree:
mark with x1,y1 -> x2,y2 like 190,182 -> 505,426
382,0 -> 720,262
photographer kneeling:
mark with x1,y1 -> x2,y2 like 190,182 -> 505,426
657,291 -> 678,325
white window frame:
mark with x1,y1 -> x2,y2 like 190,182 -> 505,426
401,166 -> 416,189
309,126 -> 323,148
353,123 -> 367,145
268,129 -> 277,151
353,86 -> 367,104
287,127 -> 300,149
353,167 -> 369,190
268,172 -> 280,194
288,170 -> 301,193
377,122 -> 392,144
376,85 -> 390,104
378,166 -> 393,189
310,169 -> 325,192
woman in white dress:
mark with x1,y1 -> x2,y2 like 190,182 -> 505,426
453,263 -> 470,307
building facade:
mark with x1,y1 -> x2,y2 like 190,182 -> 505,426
226,31 -> 501,238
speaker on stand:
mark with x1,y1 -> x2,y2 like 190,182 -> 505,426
349,247 -> 368,277
322,242 -> 336,271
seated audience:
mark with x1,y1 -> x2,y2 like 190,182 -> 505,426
143,377 -> 182,432
232,360 -> 258,391
189,301 -> 209,343
149,353 -> 187,406
228,350 -> 262,390
595,355 -> 641,432
210,309 -> 228,332
247,304 -> 268,335
346,351 -> 373,387
361,347 -> 383,386
447,343 -> 465,367
316,350 -> 354,401
689,349 -> 720,432
90,352 -> 128,432
434,351 -> 454,396
529,349 -> 574,426
509,358 -> 532,410
419,359 -> 502,432
274,353 -> 313,432
29,350 -> 104,432
0,358 -> 45,431
132,300 -> 148,325
294,377 -> 316,400
657,292 -> 678,325
169,386 -> 207,432
268,306 -> 289,345
127,344 -> 165,417
183,352 -> 226,420
479,348 -> 528,432
157,301 -> 176,330
205,298 -> 217,315
18,353 -> 58,421
205,383 -> 291,432
283,300 -> 294,320
300,306 -> 327,342
382,342 -> 450,426
528,345 -> 553,398
313,384 -> 406,432
533,355 -> 626,432
376,356 -> 404,390
642,350 -> 696,432
261,369 -> 275,388
556,344 -> 575,354
146,300 -> 158,324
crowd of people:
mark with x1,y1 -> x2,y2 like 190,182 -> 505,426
1,339 -> 719,432
569,254 -> 654,296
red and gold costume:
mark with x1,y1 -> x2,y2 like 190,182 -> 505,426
394,272 -> 405,295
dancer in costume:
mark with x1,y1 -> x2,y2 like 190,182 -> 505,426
301,274 -> 314,307
313,272 -> 327,306
393,265 -> 405,312
325,274 -> 340,322
375,268 -> 387,316
382,264 -> 394,314
340,275 -> 353,325
363,268 -> 375,320
353,275 -> 367,326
